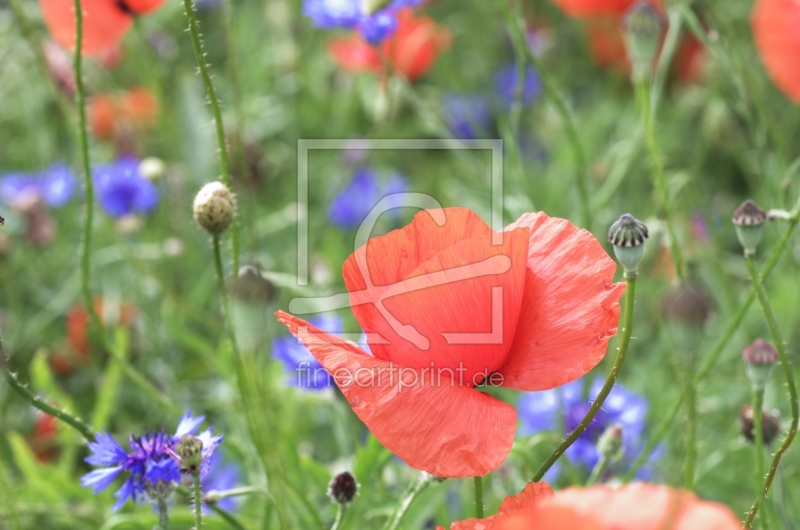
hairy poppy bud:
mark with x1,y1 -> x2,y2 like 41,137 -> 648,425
622,1 -> 664,82
732,200 -> 766,257
742,338 -> 778,391
173,434 -> 203,475
328,471 -> 359,505
608,214 -> 649,278
229,266 -> 276,305
597,424 -> 624,461
739,404 -> 781,445
193,182 -> 235,236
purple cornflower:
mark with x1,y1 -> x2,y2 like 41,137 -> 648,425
303,0 -> 421,44
495,63 -> 541,108
93,157 -> 159,218
328,167 -> 408,230
441,93 -> 492,139
517,377 -> 661,481
0,163 -> 75,208
81,410 -> 221,510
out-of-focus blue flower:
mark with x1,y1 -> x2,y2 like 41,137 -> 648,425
303,0 -> 421,44
441,93 -> 492,139
0,163 -> 75,208
273,315 -> 341,390
328,167 -> 408,230
495,63 -> 541,108
200,451 -> 242,514
93,157 -> 159,218
81,410 -> 215,511
517,378 -> 660,480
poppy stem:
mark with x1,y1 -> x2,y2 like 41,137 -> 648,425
531,276 -> 637,483
683,361 -> 696,489
474,476 -> 484,518
635,79 -> 685,283
330,503 -> 348,530
752,389 -> 771,530
182,0 -> 240,274
742,256 -> 799,529
382,473 -> 432,530
626,186 -> 800,481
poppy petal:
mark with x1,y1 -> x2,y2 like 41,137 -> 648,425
328,34 -> 383,73
752,0 -> 800,102
40,0 -> 133,55
441,482 -> 555,529
347,227 -> 529,385
276,311 -> 518,478
499,213 -> 625,391
498,481 -> 555,513
122,0 -> 166,14
344,207 -> 493,359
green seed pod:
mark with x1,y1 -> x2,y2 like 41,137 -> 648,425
608,214 -> 649,278
732,200 -> 766,257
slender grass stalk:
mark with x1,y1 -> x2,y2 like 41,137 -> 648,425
382,473 -> 432,530
532,277 -> 637,482
752,389 -> 770,530
585,456 -> 608,487
193,473 -> 203,530
183,0 -> 240,274
742,257 -> 799,529
157,498 -> 169,530
501,0 -> 592,230
635,80 -> 685,283
683,362 -> 697,489
330,504 -> 348,530
474,476 -> 484,518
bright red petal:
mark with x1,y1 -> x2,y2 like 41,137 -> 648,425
276,311 -> 517,478
752,0 -> 800,102
344,207 -> 492,359
123,0 -> 166,14
347,228 -> 529,385
498,482 -> 554,513
40,0 -> 132,55
549,0 -> 640,17
498,213 -> 625,391
443,482 -> 555,529
328,34 -> 382,73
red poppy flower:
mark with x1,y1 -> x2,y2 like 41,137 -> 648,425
752,0 -> 800,102
89,87 -> 159,141
28,411 -> 60,463
549,0 -> 645,17
276,207 -> 624,477
328,9 -> 451,81
440,482 -> 741,529
67,296 -> 138,357
39,0 -> 166,55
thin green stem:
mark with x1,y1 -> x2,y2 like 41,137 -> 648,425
474,476 -> 484,519
157,497 -> 170,530
752,389 -> 770,530
183,0 -> 240,274
501,0 -> 591,230
532,277 -> 637,482
193,473 -> 203,530
635,80 -> 685,282
382,473 -> 432,530
585,456 -> 608,487
623,398 -> 679,482
684,362 -> 697,489
330,504 -> 348,530
743,257 -> 799,529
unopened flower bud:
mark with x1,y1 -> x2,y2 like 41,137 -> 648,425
608,214 -> 649,278
742,339 -> 778,390
597,424 -> 624,461
328,471 -> 359,505
193,182 -> 235,235
139,157 -> 167,180
732,200 -> 766,257
229,265 -> 276,305
623,1 -> 664,82
173,434 -> 203,475
739,404 -> 781,445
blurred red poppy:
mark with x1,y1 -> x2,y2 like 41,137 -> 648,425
328,9 -> 451,81
28,411 -> 60,463
67,296 -> 137,357
39,0 -> 166,55
277,207 -> 624,477
549,0 -> 648,17
89,87 -> 159,141
752,0 -> 800,102
440,482 -> 740,529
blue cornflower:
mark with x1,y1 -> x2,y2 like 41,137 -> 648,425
0,163 -> 75,208
93,157 -> 159,218
517,378 -> 661,481
303,0 -> 421,44
495,63 -> 541,108
328,167 -> 408,230
441,93 -> 492,139
81,410 -> 218,510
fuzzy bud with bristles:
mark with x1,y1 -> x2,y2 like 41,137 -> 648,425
608,214 -> 649,278
173,434 -> 203,475
193,182 -> 235,236
328,471 -> 359,505
742,338 -> 778,390
597,424 -> 624,461
732,200 -> 766,257
622,1 -> 664,82
739,404 -> 781,445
